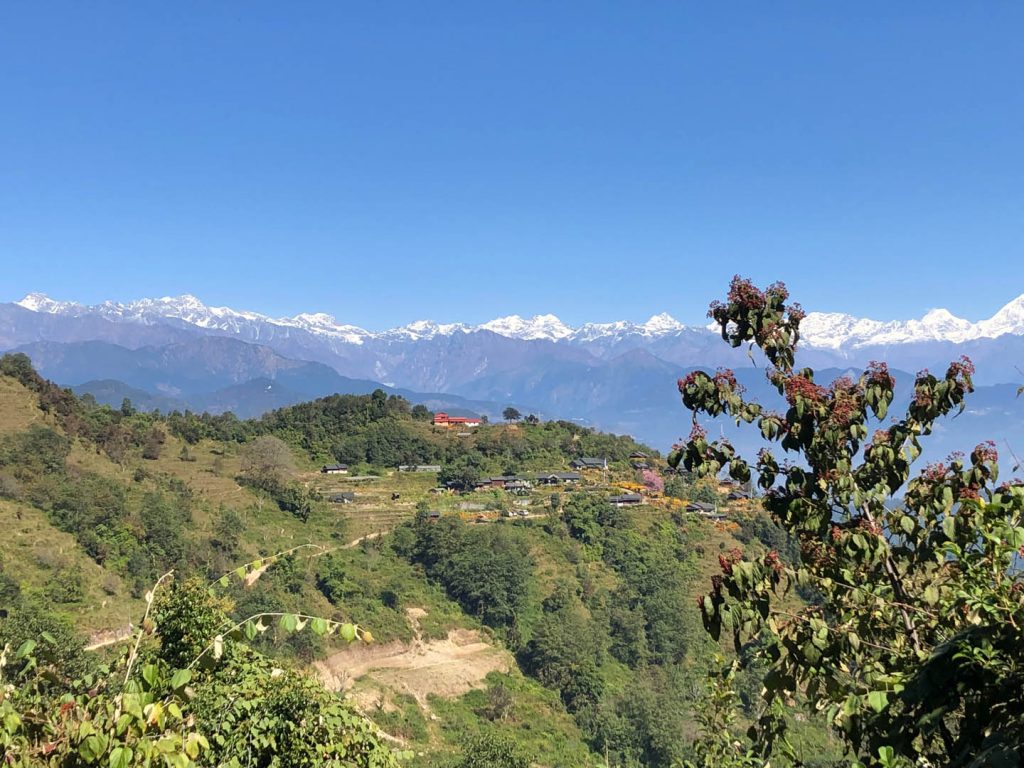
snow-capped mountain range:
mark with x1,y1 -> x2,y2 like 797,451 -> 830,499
14,292 -> 1024,349
4,290 -> 1024,459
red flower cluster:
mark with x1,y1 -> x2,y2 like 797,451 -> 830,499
921,462 -> 948,483
677,371 -> 701,393
828,376 -> 861,427
766,281 -> 790,302
946,355 -> 975,381
787,303 -> 806,324
726,275 -> 766,311
713,367 -> 740,392
718,547 -> 743,576
913,386 -> 934,409
866,361 -> 895,389
689,423 -> 707,442
971,440 -> 998,464
858,516 -> 882,536
784,375 -> 826,406
763,550 -> 784,574
958,486 -> 981,501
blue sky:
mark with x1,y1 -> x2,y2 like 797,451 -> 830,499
1,3 -> 1022,328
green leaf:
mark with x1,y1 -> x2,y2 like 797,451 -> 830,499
280,613 -> 299,633
867,690 -> 889,713
140,663 -> 158,688
310,617 -> 329,636
899,515 -> 915,536
15,639 -> 36,659
941,515 -> 956,540
79,734 -> 108,762
923,585 -> 939,606
169,669 -> 191,690
339,623 -> 357,642
109,746 -> 133,768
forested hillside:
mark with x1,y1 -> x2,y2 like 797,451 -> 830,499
0,352 -> 841,767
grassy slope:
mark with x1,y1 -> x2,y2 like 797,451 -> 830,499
0,377 -> 835,765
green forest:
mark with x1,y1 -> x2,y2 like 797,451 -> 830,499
1,280 -> 1022,768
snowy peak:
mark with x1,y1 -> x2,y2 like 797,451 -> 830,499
799,294 -> 1024,348
16,293 -> 84,314
383,320 -> 470,341
478,314 -> 573,341
979,294 -> 1024,338
642,312 -> 685,335
10,291 -> 1024,348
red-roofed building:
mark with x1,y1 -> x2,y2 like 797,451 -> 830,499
433,412 -> 482,428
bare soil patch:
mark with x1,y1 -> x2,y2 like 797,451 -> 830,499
314,608 -> 510,709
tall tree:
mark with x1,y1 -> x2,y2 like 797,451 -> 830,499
674,278 -> 1024,766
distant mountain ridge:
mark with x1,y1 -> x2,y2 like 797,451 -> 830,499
13,337 -> 514,420
15,291 -> 1024,350
3,291 -> 1024,459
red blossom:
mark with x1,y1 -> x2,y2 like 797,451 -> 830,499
713,367 -> 742,392
784,375 -> 826,407
678,371 -> 702,393
866,361 -> 895,389
717,547 -> 743,576
763,550 -> 784,574
766,281 -> 790,301
971,440 -> 998,464
726,275 -> 767,311
946,355 -> 975,380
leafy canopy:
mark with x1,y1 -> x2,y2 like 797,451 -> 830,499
672,277 -> 1024,767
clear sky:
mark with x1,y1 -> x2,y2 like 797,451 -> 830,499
1,3 -> 1022,328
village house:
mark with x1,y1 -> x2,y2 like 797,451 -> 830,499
398,464 -> 442,473
476,476 -> 534,493
686,501 -> 725,521
432,412 -> 482,429
727,490 -> 751,501
535,471 -> 582,485
609,492 -> 643,507
571,457 -> 608,470
321,463 -> 349,474
629,452 -> 648,459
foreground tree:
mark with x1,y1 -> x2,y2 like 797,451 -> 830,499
503,406 -> 522,423
672,278 -> 1024,767
1,569 -> 399,767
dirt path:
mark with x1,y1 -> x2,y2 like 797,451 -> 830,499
84,624 -> 134,651
314,608 -> 511,711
